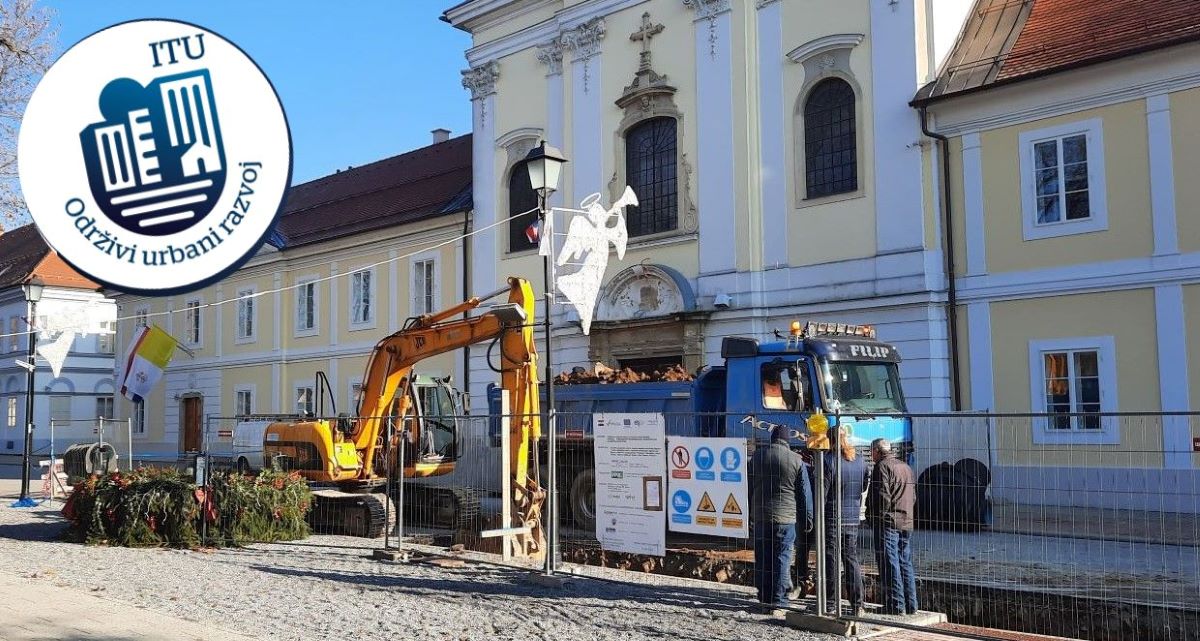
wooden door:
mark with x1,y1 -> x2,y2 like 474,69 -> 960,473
182,397 -> 203,452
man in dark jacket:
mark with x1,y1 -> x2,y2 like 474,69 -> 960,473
749,425 -> 813,614
822,430 -> 869,615
866,438 -> 918,615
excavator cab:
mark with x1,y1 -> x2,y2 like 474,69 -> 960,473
412,375 -> 462,463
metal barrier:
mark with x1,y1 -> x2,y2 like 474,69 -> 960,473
57,410 -> 1200,640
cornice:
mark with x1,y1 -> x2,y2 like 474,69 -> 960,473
786,33 -> 864,64
682,0 -> 731,21
461,60 -> 501,100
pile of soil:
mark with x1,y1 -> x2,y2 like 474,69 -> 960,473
555,362 -> 695,385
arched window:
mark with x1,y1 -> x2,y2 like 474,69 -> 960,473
507,159 -> 541,253
624,117 -> 678,237
803,78 -> 857,199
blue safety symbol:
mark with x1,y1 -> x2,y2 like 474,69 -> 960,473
720,446 -> 741,471
695,447 -> 715,470
672,490 -> 692,514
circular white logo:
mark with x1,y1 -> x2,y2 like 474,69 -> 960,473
18,20 -> 291,295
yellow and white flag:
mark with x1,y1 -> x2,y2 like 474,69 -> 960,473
119,325 -> 178,402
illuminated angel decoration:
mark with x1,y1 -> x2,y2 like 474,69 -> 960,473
554,187 -> 638,334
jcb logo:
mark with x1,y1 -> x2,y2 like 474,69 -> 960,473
414,336 -> 426,349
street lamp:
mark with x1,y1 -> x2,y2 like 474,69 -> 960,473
13,275 -> 44,508
524,141 -> 566,575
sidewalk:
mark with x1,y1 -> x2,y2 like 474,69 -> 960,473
0,570 -> 256,641
991,501 -> 1198,546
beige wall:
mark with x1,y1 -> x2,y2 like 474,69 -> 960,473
782,0 -> 879,266
979,100 -> 1153,273
1172,87 -> 1200,254
989,289 -> 1162,467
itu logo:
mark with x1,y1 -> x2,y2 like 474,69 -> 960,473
82,70 -> 226,236
19,21 -> 291,295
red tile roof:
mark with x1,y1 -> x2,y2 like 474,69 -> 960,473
0,223 -> 100,291
916,0 -> 1200,102
276,133 -> 473,247
1000,0 -> 1200,80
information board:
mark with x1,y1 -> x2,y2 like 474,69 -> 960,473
593,413 -> 666,556
666,436 -> 749,538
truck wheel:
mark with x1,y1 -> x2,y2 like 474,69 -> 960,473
569,469 -> 596,531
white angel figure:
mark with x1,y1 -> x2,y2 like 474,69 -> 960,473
555,186 -> 638,334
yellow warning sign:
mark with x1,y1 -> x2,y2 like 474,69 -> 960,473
722,493 -> 742,515
697,491 -> 717,513
696,515 -> 718,526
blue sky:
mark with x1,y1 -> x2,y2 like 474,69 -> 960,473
45,1 -> 474,185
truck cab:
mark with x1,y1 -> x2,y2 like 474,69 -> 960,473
712,321 -> 911,460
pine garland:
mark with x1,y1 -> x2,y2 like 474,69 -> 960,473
61,467 -> 312,548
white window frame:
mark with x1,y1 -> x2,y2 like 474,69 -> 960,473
1019,118 -> 1108,241
294,384 -> 315,416
98,321 -> 115,354
183,298 -> 203,348
5,397 -> 15,428
49,395 -> 72,425
294,277 -> 319,337
1028,336 -> 1118,444
234,385 -> 256,418
348,268 -> 376,330
95,397 -> 114,421
235,287 -> 257,343
8,316 -> 19,352
410,252 -> 440,317
132,400 -> 146,436
348,381 -> 364,416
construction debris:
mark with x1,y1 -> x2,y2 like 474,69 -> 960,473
555,362 -> 695,385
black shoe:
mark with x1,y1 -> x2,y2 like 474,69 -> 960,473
880,607 -> 904,615
906,609 -> 919,615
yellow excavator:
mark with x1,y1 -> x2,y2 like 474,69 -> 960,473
262,277 -> 545,557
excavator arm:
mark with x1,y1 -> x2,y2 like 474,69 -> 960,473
351,276 -> 544,556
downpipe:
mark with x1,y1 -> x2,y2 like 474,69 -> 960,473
919,106 -> 962,411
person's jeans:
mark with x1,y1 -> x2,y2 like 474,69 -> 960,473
754,522 -> 797,607
825,525 -> 864,612
873,524 -> 918,613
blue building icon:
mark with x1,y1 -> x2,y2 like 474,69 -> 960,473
80,70 -> 226,236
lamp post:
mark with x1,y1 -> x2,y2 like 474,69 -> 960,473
13,276 -> 44,508
525,141 -> 567,575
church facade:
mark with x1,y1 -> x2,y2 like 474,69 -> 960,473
444,0 -> 969,411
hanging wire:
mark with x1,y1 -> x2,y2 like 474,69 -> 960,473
0,204 -> 547,342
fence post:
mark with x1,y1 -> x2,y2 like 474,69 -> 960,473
396,426 -> 405,545
833,421 -> 843,619
384,419 -> 391,550
814,449 -> 826,616
127,417 -> 133,472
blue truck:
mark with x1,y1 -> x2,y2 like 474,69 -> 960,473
490,322 -> 912,530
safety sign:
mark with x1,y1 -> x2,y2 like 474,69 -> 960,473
666,436 -> 749,537
594,413 -> 666,556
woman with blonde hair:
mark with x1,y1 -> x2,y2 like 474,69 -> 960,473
821,428 -> 868,616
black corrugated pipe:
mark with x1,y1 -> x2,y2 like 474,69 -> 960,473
919,106 -> 962,411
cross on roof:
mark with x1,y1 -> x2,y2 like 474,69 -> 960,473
630,12 -> 664,54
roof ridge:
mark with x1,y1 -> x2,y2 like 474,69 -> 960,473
288,134 -> 472,192
282,164 -> 471,217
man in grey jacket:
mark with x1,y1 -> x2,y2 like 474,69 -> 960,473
749,425 -> 813,614
866,438 -> 918,615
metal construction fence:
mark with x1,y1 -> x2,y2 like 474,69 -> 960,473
46,410 -> 1200,641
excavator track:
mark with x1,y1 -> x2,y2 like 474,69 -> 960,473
309,489 -> 393,538
396,483 -> 481,532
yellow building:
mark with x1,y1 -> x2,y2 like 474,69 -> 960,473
445,0 -> 974,411
914,0 -> 1200,507
110,133 -> 472,459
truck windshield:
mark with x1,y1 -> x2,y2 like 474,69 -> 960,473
826,361 -> 906,414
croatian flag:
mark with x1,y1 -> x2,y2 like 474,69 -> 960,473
525,218 -> 540,244
527,214 -> 553,257
119,325 -> 178,402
